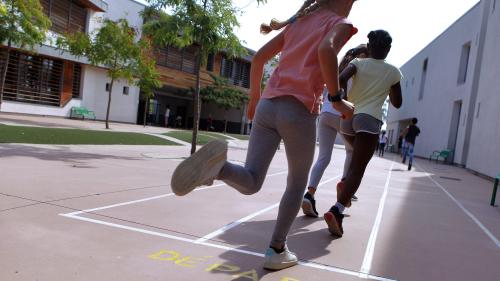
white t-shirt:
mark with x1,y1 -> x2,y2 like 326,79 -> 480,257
165,109 -> 170,117
379,134 -> 388,144
320,88 -> 341,116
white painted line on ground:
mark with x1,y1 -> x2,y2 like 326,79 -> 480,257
195,203 -> 280,243
144,133 -> 191,146
61,213 -> 195,243
417,163 -> 500,249
65,170 -> 288,216
360,160 -> 396,274
59,213 -> 396,281
195,173 -> 342,244
60,169 -> 398,280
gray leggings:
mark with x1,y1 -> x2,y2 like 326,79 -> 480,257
308,112 -> 353,188
219,96 -> 317,248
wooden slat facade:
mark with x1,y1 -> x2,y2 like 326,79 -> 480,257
153,49 -> 251,94
40,0 -> 87,34
0,48 -> 83,107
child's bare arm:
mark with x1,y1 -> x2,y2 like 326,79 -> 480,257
339,64 -> 356,96
389,82 -> 402,109
318,23 -> 354,96
247,31 -> 285,120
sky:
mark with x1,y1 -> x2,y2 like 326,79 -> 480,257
136,0 -> 481,67
232,0 -> 480,67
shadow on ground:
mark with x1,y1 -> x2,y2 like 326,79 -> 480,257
0,144 -> 140,164
204,216 -> 339,280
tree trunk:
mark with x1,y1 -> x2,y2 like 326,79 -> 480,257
190,0 -> 209,155
143,96 -> 149,127
190,53 -> 202,155
0,41 -> 12,111
224,110 -> 228,134
106,79 -> 114,129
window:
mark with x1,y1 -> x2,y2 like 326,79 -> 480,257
0,49 -> 64,106
458,42 -> 471,84
220,56 -> 251,89
72,64 -> 82,98
418,58 -> 428,101
123,86 -> 129,95
154,45 -> 198,74
206,53 -> 215,72
41,0 -> 87,34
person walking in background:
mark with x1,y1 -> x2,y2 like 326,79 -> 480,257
397,133 -> 403,156
402,118 -> 420,170
170,0 -> 358,270
175,115 -> 182,128
302,44 -> 368,218
164,105 -> 171,128
378,131 -> 388,157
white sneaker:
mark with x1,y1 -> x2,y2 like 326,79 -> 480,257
171,140 -> 227,196
263,246 -> 298,270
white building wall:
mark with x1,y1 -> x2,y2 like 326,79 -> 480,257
79,0 -> 145,123
88,0 -> 144,37
466,1 -> 500,178
387,3 -> 482,165
81,65 -> 140,123
1,99 -> 82,117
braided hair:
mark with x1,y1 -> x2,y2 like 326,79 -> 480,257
367,30 -> 392,59
260,0 -> 330,34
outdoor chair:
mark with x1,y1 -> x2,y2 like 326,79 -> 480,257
429,149 -> 453,163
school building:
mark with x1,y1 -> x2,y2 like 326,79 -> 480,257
0,0 -> 253,134
386,0 -> 500,178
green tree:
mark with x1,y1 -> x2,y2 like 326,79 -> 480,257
200,74 -> 248,133
58,18 -> 159,129
0,0 -> 51,109
261,55 -> 279,90
136,41 -> 162,127
143,0 -> 265,154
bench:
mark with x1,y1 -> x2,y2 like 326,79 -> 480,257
429,149 -> 453,163
71,106 -> 96,120
387,144 -> 395,153
491,174 -> 500,206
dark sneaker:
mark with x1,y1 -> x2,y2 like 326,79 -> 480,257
336,181 -> 352,207
324,206 -> 344,237
351,194 -> 358,201
302,192 -> 319,218
408,163 -> 412,171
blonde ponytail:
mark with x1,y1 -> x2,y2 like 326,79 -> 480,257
260,0 -> 329,34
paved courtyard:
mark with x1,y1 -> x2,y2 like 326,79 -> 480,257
1,132 -> 499,280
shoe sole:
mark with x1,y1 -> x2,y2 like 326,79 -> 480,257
324,212 -> 343,237
171,140 -> 227,196
301,199 -> 318,218
263,260 -> 298,270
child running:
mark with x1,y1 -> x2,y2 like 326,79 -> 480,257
302,45 -> 368,218
324,30 -> 403,237
171,0 -> 358,270
402,118 -> 421,170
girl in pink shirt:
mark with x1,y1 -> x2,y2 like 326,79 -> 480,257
171,0 -> 358,270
